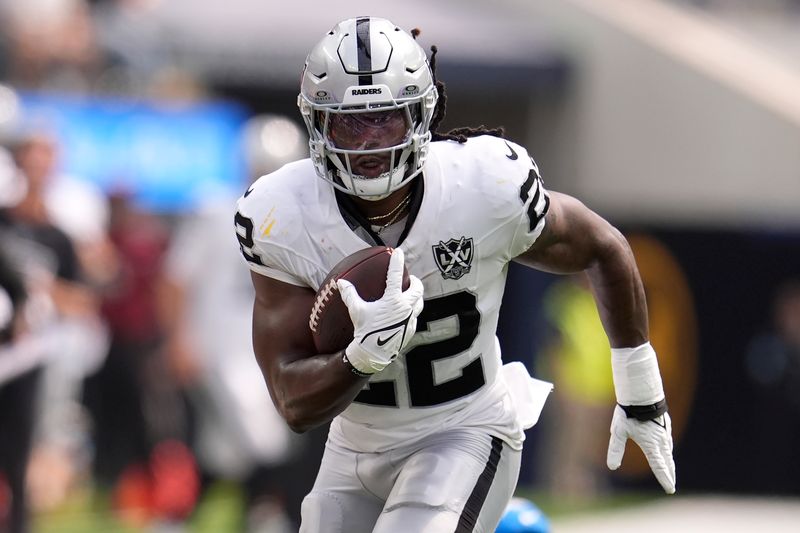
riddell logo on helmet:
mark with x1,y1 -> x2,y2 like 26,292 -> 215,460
351,88 -> 383,96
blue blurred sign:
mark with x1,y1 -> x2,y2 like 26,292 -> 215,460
18,91 -> 248,211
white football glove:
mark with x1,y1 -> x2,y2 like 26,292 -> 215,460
607,342 -> 676,494
608,405 -> 676,494
338,248 -> 424,375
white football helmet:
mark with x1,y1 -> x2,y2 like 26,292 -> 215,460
298,17 -> 438,200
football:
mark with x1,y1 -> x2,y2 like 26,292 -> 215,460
309,246 -> 410,354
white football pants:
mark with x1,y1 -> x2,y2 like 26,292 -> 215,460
299,428 -> 521,533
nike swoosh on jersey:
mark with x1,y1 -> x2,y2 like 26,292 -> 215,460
376,330 -> 400,346
504,141 -> 518,160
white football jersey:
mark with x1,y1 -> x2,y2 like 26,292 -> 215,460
235,135 -> 550,453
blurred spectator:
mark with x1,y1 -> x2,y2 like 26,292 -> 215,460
156,114 -> 320,532
10,127 -> 117,291
0,0 -> 210,99
159,193 -> 294,533
83,190 -> 200,527
536,275 -> 614,502
744,280 -> 800,493
0,241 -> 30,533
6,128 -> 111,514
0,140 -> 99,532
0,0 -> 112,93
91,0 -> 173,95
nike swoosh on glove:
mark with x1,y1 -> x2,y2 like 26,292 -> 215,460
607,404 -> 676,494
338,248 -> 424,375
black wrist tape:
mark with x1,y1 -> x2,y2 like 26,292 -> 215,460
342,353 -> 371,378
619,398 -> 668,421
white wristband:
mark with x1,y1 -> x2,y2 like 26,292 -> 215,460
611,342 -> 665,406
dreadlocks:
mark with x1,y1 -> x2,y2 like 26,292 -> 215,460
412,28 -> 505,143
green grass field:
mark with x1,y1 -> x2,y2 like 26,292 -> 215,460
34,482 -> 245,533
32,483 -> 658,533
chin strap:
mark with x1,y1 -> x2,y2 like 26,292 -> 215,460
335,163 -> 409,200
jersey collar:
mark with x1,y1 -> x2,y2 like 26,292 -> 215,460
334,175 -> 424,247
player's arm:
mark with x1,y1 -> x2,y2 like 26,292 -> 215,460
514,191 -> 676,494
513,191 -> 646,348
251,249 -> 423,434
250,272 -> 369,433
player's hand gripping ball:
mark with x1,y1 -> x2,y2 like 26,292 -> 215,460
309,246 -> 410,353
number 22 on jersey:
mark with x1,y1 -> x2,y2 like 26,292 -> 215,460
355,290 -> 486,408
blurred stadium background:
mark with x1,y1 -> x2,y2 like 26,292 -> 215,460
1,0 -> 799,531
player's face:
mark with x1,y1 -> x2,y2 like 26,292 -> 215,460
327,109 -> 410,178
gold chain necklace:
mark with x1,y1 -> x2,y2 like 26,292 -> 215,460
371,195 -> 412,235
365,191 -> 413,223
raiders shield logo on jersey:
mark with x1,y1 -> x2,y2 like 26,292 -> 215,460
432,237 -> 474,280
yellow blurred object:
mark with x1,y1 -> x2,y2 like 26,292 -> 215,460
543,277 -> 614,405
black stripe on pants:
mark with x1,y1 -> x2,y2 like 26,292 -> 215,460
455,436 -> 504,532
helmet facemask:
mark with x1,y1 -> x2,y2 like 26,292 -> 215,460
300,89 -> 436,200
298,17 -> 439,201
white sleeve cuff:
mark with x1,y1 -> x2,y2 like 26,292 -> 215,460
247,263 -> 308,287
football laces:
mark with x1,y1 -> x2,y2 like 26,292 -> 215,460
309,277 -> 337,332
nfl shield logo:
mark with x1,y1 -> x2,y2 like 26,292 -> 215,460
432,237 -> 474,280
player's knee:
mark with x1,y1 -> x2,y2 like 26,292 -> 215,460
299,492 -> 344,533
376,502 -> 459,533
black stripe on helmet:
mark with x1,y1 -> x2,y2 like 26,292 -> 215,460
356,17 -> 373,85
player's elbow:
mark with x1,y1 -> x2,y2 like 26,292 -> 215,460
592,221 -> 634,266
278,400 -> 322,434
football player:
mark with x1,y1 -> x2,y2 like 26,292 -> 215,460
235,16 -> 675,533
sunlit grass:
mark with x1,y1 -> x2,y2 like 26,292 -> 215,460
33,483 -> 659,532
515,488 -> 660,517
34,481 -> 244,533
